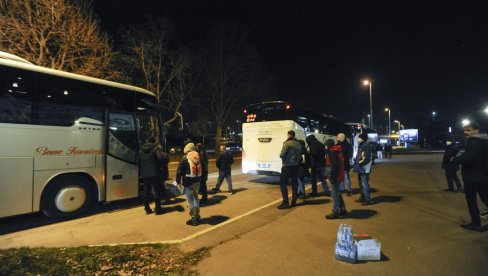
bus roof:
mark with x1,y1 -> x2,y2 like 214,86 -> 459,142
0,52 -> 154,96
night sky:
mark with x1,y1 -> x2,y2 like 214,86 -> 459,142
93,0 -> 488,131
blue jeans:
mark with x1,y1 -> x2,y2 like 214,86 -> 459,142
358,173 -> 371,200
215,169 -> 233,191
184,181 -> 200,217
331,182 -> 346,212
339,170 -> 352,192
298,176 -> 306,194
311,166 -> 330,193
280,165 -> 299,204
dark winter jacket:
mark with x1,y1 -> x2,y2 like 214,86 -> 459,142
198,147 -> 209,180
441,143 -> 460,171
137,142 -> 163,178
353,141 -> 372,174
280,137 -> 302,166
326,144 -> 345,184
176,155 -> 201,187
217,150 -> 234,171
306,135 -> 326,168
453,134 -> 488,183
338,140 -> 353,171
298,140 -> 311,178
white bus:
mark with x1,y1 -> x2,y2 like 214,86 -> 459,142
241,101 -> 350,175
0,52 -> 165,219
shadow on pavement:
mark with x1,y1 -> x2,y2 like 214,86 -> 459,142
301,199 -> 330,205
249,176 -> 280,185
372,195 -> 403,204
201,195 -> 228,207
200,215 -> 230,226
344,209 -> 377,219
161,205 -> 185,214
355,253 -> 390,264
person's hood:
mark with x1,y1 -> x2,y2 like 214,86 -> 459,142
184,142 -> 196,154
472,133 -> 488,140
141,142 -> 158,153
306,135 -> 316,144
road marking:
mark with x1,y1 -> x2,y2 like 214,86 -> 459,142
90,187 -> 287,247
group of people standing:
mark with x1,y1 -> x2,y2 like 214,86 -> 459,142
137,138 -> 234,227
278,130 -> 374,219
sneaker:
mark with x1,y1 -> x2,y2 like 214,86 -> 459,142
460,223 -> 483,232
195,215 -> 201,223
325,211 -> 341,219
324,191 -> 332,197
154,209 -> 164,215
145,209 -> 153,215
228,190 -> 234,195
346,191 -> 352,197
211,187 -> 221,193
290,200 -> 297,207
277,203 -> 290,209
355,197 -> 365,203
186,217 -> 198,226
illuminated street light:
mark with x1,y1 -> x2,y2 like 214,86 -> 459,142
394,120 -> 401,131
384,108 -> 391,138
462,119 -> 470,126
361,79 -> 373,128
484,106 -> 488,115
432,111 -> 436,120
367,114 -> 371,127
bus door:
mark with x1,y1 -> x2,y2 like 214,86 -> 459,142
105,111 -> 139,202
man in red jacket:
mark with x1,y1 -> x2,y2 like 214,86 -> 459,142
324,139 -> 347,219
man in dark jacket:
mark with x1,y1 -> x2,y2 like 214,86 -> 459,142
442,137 -> 463,192
278,130 -> 302,209
212,144 -> 235,194
305,134 -> 331,197
137,136 -> 163,215
453,122 -> 488,232
337,133 -> 353,196
353,133 -> 373,205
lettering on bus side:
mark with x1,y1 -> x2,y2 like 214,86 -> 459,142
258,138 -> 272,143
35,147 -> 103,155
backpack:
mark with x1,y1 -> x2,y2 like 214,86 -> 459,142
186,151 -> 201,177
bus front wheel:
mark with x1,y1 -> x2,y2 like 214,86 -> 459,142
42,175 -> 95,219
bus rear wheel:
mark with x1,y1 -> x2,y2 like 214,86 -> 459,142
42,175 -> 95,219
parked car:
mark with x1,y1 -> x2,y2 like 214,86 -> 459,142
225,142 -> 242,152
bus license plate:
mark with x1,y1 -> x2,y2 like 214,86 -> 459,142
257,163 -> 270,169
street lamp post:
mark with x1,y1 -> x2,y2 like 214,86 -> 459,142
394,120 -> 401,131
362,80 -> 373,128
384,108 -> 391,138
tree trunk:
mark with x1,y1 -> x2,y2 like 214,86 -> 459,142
215,124 -> 222,154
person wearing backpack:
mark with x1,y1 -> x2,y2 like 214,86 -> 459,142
137,136 -> 164,215
176,143 -> 202,226
325,139 -> 347,219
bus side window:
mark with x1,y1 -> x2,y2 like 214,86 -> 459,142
0,65 -> 34,124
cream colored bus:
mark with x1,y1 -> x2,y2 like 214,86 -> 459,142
0,52 -> 164,219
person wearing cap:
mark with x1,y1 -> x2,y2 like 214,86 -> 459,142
336,133 -> 353,196
324,139 -> 347,219
452,122 -> 488,232
277,130 -> 302,209
442,137 -> 463,192
176,142 -> 202,226
352,132 -> 373,205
